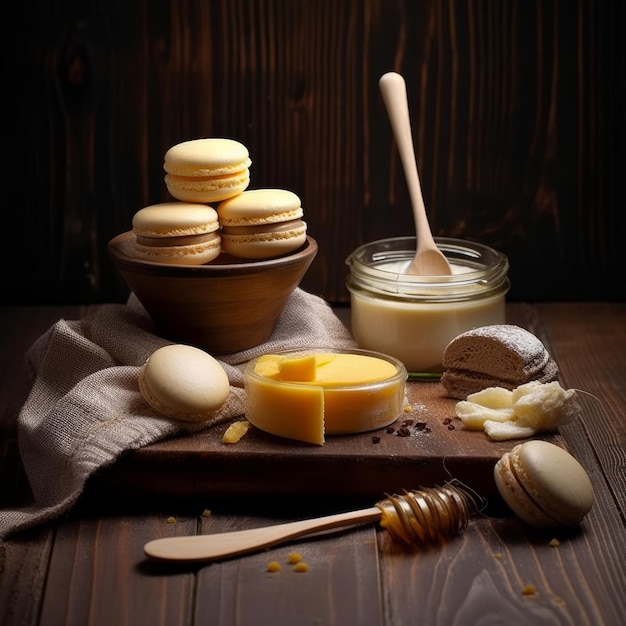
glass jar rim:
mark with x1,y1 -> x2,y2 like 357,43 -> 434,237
346,236 -> 509,300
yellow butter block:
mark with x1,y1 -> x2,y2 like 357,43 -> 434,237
277,354 -> 318,381
244,351 -> 406,445
246,375 -> 325,445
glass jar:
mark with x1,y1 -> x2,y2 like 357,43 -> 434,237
345,237 -> 510,378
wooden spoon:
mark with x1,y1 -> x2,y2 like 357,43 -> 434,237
379,72 -> 452,276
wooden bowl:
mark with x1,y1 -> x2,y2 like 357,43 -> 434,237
107,231 -> 318,354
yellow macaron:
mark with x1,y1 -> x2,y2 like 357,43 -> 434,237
164,138 -> 251,203
138,344 -> 230,423
217,189 -> 307,259
131,202 -> 221,265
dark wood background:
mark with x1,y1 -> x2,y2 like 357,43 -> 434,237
2,0 -> 624,305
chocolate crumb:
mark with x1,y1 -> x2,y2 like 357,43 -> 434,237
443,417 -> 452,425
372,436 -> 381,444
397,426 -> 411,437
403,418 -> 414,426
414,422 -> 427,431
447,424 -> 456,430
386,426 -> 396,434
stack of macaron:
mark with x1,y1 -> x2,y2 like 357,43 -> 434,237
129,137 -> 307,265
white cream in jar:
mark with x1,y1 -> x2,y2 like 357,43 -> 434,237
345,237 -> 510,377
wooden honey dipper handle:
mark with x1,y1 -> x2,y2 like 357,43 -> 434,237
144,507 -> 383,562
144,485 -> 474,562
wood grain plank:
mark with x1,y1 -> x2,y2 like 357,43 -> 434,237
380,515 -> 624,626
38,514 -> 197,626
2,0 -> 624,304
0,438 -> 55,626
194,517 -> 383,626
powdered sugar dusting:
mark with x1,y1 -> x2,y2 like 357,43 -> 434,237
457,325 -> 545,361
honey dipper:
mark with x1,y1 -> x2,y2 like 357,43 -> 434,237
144,484 -> 475,562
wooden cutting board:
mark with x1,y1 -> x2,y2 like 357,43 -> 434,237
91,381 -> 559,505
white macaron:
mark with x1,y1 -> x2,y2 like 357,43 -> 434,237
494,440 -> 594,528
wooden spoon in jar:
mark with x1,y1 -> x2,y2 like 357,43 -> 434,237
379,72 -> 452,276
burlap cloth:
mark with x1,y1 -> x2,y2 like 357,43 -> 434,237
0,288 -> 356,540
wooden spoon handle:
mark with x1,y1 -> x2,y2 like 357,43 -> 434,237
144,506 -> 382,562
379,72 -> 451,276
379,72 -> 432,247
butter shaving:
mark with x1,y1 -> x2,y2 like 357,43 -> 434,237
455,381 -> 581,441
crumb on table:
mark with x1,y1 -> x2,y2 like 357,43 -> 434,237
287,551 -> 302,564
223,420 -> 251,444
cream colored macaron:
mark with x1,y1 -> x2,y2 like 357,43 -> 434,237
494,440 -> 594,528
138,344 -> 230,423
131,202 -> 221,265
164,138 -> 251,203
218,189 -> 307,259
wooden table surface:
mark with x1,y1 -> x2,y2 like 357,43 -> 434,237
1,302 -> 625,626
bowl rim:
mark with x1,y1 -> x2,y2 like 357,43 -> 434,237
108,230 -> 318,276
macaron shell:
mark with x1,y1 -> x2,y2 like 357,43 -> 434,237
139,344 -> 230,422
218,189 -> 303,225
132,203 -> 219,238
164,138 -> 251,176
495,440 -> 594,528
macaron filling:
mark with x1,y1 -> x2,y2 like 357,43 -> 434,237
219,207 -> 304,227
165,169 -> 251,181
221,219 -> 306,237
165,169 -> 250,192
136,231 -> 220,247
